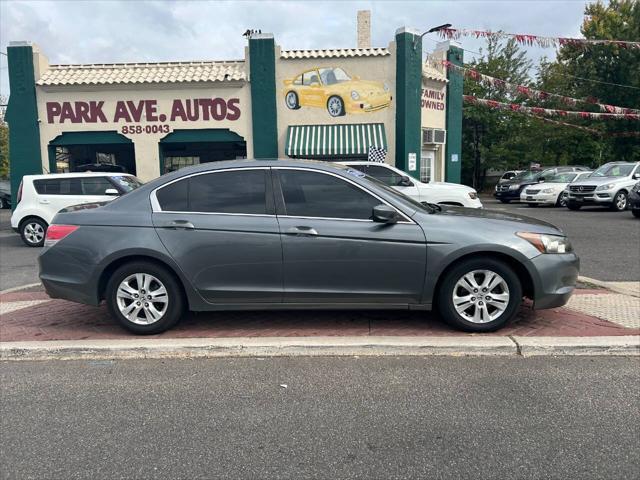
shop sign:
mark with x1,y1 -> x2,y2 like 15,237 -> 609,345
421,88 -> 445,111
44,98 -> 241,134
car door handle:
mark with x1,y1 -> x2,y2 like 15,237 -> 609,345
286,226 -> 318,236
38,199 -> 50,204
164,220 -> 195,230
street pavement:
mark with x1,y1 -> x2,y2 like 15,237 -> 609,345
0,210 -> 40,291
481,196 -> 640,281
1,356 -> 639,479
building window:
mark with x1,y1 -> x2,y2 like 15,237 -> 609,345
164,156 -> 200,173
420,150 -> 435,183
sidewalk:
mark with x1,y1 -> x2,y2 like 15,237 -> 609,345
1,282 -> 638,359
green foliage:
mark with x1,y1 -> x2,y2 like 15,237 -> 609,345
462,0 -> 640,190
0,124 -> 8,179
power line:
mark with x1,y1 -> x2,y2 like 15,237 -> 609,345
562,73 -> 640,90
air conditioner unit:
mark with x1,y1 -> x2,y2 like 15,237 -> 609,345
422,128 -> 446,145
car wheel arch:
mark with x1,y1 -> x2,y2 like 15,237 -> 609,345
97,253 -> 193,308
430,250 -> 536,307
18,215 -> 48,231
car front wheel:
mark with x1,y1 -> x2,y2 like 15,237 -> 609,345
437,258 -> 522,332
499,199 -> 510,204
556,193 -> 567,207
20,218 -> 48,247
567,201 -> 582,210
285,91 -> 300,110
327,96 -> 345,117
632,209 -> 640,218
106,261 -> 184,334
610,191 -> 628,211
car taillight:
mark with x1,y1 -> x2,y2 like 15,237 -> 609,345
44,225 -> 79,247
17,181 -> 23,204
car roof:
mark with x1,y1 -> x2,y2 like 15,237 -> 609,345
24,172 -> 134,180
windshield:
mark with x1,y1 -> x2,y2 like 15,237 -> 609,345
511,170 -> 541,182
319,67 -> 351,85
591,164 -> 635,178
110,175 -> 143,193
547,173 -> 577,183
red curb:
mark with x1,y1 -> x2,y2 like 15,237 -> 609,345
1,297 -> 637,342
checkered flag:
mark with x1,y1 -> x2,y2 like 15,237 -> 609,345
368,146 -> 387,163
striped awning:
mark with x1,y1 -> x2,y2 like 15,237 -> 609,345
285,123 -> 387,158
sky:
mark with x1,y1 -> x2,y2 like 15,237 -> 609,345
0,0 -> 592,98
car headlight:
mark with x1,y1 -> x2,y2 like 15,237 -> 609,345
508,184 -> 520,191
596,183 -> 616,191
351,91 -> 360,100
517,232 -> 572,254
541,188 -> 554,194
383,82 -> 390,92
468,191 -> 478,200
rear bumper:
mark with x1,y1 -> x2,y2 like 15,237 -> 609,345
38,248 -> 101,306
530,253 -> 580,310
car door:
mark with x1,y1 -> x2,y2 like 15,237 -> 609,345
274,168 -> 427,304
32,177 -> 83,223
151,167 -> 283,304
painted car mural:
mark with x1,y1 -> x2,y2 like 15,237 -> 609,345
283,67 -> 392,117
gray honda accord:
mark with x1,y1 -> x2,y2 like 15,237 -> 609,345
39,160 -> 579,334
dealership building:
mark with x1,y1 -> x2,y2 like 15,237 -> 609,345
6,12 -> 464,201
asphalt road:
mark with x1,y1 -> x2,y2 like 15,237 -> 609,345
1,356 -> 639,479
0,197 -> 638,291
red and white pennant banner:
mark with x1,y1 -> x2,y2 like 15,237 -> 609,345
438,28 -> 640,50
463,95 -> 640,120
442,60 -> 640,115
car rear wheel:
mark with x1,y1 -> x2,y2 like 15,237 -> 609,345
285,91 -> 300,110
106,261 -> 184,334
0,197 -> 9,209
327,96 -> 345,117
610,191 -> 628,211
567,202 -> 582,210
437,258 -> 522,332
499,199 -> 510,204
20,218 -> 47,247
526,203 -> 537,207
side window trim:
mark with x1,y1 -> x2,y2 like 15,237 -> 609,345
273,167 -> 414,224
150,167 -> 275,216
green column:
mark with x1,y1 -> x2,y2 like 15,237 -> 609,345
394,28 -> 422,179
444,43 -> 463,184
249,34 -> 278,159
5,43 -> 43,208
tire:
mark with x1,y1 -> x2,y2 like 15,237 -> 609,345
327,95 -> 345,117
567,202 -> 582,211
0,197 -> 9,209
555,193 -> 567,208
19,218 -> 48,247
106,261 -> 185,335
610,191 -> 628,212
632,209 -> 640,218
499,199 -> 510,204
437,258 -> 522,333
285,91 -> 300,110
526,203 -> 537,207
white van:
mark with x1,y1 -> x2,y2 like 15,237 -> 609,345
11,172 -> 142,246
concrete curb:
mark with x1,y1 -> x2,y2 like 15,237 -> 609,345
1,335 -> 638,361
0,282 -> 42,295
578,276 -> 640,298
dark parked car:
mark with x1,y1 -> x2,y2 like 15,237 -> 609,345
0,180 -> 10,209
629,181 -> 640,218
494,166 -> 590,203
39,160 -> 579,334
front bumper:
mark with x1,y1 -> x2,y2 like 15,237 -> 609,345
346,94 -> 392,114
520,192 -> 557,205
530,253 -> 580,310
566,191 -> 614,205
494,189 -> 522,201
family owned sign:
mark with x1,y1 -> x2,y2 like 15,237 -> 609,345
45,98 -> 241,124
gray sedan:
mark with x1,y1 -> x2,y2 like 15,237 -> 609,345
38,160 -> 579,334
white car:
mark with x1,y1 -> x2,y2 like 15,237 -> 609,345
520,171 -> 592,207
340,161 -> 482,208
11,172 -> 142,247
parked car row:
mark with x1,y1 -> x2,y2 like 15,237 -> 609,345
495,162 -> 640,216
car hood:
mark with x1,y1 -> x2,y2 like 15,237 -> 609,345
339,80 -> 385,92
427,181 -> 474,191
570,176 -> 625,186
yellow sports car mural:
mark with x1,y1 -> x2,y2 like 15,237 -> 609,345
283,67 -> 392,117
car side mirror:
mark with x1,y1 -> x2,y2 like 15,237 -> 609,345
538,177 -> 545,183
398,175 -> 413,187
633,173 -> 640,179
105,188 -> 119,196
372,204 -> 399,224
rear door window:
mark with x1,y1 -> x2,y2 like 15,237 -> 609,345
33,178 -> 82,195
365,165 -> 405,187
81,177 -> 113,195
156,179 -> 189,212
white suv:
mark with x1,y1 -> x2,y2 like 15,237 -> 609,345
11,173 -> 142,247
340,161 -> 482,208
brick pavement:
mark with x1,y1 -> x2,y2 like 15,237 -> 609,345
1,287 -> 638,342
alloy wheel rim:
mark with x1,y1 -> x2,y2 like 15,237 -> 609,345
452,270 -> 510,324
328,97 -> 342,116
24,223 -> 44,244
116,273 -> 169,325
286,92 -> 297,108
616,194 -> 626,210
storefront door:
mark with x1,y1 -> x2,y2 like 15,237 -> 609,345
420,150 -> 435,183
